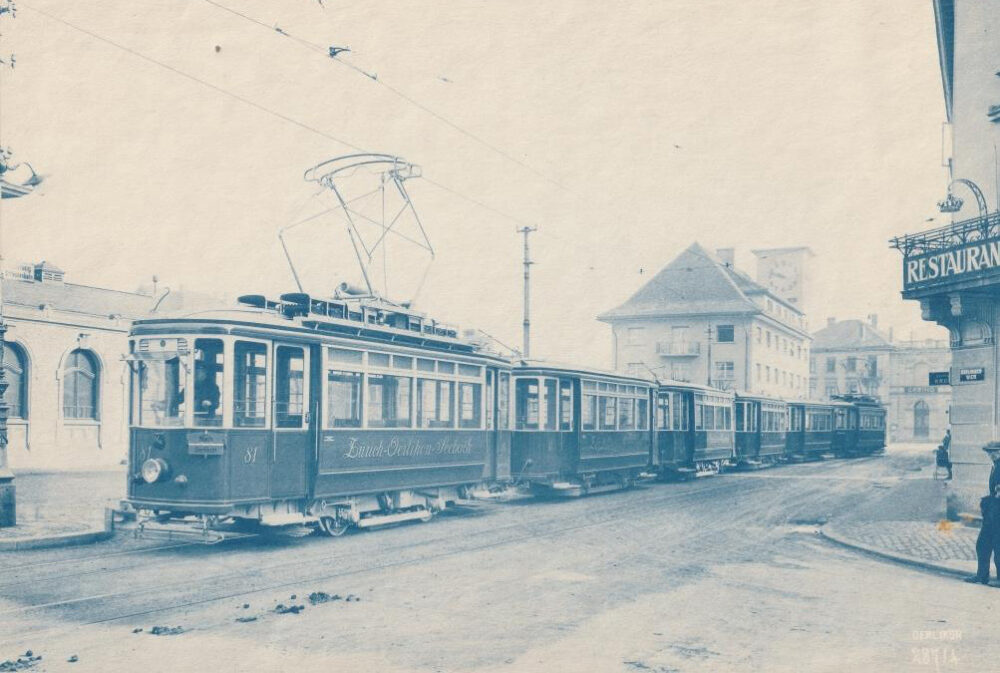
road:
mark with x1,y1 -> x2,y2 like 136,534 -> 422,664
0,448 -> 992,673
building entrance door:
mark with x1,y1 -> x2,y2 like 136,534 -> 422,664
913,400 -> 930,439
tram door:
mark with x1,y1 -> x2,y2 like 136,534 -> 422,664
270,343 -> 314,499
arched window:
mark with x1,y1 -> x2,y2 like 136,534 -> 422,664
913,400 -> 930,439
63,349 -> 99,420
2,343 -> 27,420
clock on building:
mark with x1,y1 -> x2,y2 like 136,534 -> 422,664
753,247 -> 813,309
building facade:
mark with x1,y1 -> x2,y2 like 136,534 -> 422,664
809,317 -> 952,443
1,262 -> 215,470
599,243 -> 812,398
888,339 -> 953,444
890,0 -> 1000,515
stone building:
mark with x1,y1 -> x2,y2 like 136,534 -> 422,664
599,243 -> 812,398
809,317 -> 952,443
2,262 -> 215,470
890,0 -> 1000,514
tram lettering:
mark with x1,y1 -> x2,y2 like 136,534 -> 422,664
243,446 -> 259,464
342,436 -> 476,460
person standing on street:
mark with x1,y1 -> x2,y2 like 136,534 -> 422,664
936,443 -> 953,480
965,442 -> 1000,585
943,428 -> 952,451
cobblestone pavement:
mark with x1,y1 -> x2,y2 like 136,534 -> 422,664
825,520 -> 977,565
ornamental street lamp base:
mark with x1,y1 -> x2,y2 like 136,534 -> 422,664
0,477 -> 14,527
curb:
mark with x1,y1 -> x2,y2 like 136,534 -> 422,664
0,508 -> 115,551
819,525 -> 972,580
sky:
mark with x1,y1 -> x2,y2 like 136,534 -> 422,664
0,1 -> 954,367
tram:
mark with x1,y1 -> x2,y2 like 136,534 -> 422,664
785,401 -> 834,461
510,364 -> 654,496
832,394 -> 887,456
126,292 -> 513,536
734,393 -> 788,467
653,381 -> 734,479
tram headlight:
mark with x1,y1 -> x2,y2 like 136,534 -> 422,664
141,458 -> 169,484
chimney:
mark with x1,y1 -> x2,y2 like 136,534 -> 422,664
867,313 -> 878,329
827,317 -> 836,327
715,248 -> 735,267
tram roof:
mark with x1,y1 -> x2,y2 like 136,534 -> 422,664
656,379 -> 734,395
130,308 -> 512,363
513,360 -> 656,386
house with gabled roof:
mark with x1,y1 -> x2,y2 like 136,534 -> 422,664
598,243 -> 811,398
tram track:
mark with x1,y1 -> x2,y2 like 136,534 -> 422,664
0,456 -> 877,593
0,478 -> 747,647
0,472 -> 744,592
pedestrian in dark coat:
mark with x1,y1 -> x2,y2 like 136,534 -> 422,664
936,444 -> 953,480
966,442 -> 1000,585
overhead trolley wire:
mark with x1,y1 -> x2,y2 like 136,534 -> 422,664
19,2 -> 539,234
197,0 -> 570,192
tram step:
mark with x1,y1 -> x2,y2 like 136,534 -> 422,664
134,521 -> 257,544
356,509 -> 433,529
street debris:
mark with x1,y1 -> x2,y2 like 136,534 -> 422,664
274,603 -> 305,615
148,626 -> 185,636
66,655 -> 78,663
235,616 -> 258,623
131,628 -> 143,634
308,591 -> 341,604
0,651 -> 42,671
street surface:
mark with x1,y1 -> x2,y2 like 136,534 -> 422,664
0,447 -> 994,673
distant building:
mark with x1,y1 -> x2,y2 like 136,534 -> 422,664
809,317 -> 951,443
888,338 -> 952,444
2,262 -> 219,470
598,243 -> 812,398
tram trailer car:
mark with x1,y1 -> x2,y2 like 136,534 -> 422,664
510,365 -> 654,496
653,382 -> 734,479
785,401 -> 834,461
126,292 -> 514,536
733,393 -> 788,468
831,394 -> 887,457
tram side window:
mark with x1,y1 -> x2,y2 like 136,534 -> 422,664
458,382 -> 482,429
636,396 -> 649,430
673,393 -> 688,431
327,370 -> 362,428
418,379 -> 454,428
275,346 -> 305,429
598,396 -> 617,430
582,393 -> 597,431
544,379 -> 558,431
137,356 -> 185,427
657,394 -> 670,430
193,338 -> 224,427
498,373 -> 510,430
559,380 -> 573,431
618,397 -> 635,430
515,379 -> 540,430
369,374 -> 411,428
234,341 -> 268,428
735,402 -> 746,432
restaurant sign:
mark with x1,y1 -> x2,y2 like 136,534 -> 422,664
903,239 -> 1000,291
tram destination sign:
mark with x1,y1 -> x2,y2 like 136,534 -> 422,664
903,237 -> 1000,292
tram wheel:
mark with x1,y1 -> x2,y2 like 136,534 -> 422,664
419,507 -> 434,523
317,516 -> 351,537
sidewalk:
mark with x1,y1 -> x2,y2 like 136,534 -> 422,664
821,520 -> 977,578
819,444 -> 979,579
0,469 -> 124,550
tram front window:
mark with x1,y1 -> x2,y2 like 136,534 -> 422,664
193,339 -> 224,427
137,357 -> 185,427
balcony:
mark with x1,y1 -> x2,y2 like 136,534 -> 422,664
656,341 -> 700,357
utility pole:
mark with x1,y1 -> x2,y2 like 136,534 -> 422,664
518,226 -> 537,359
0,4 -> 12,527
705,325 -> 713,388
